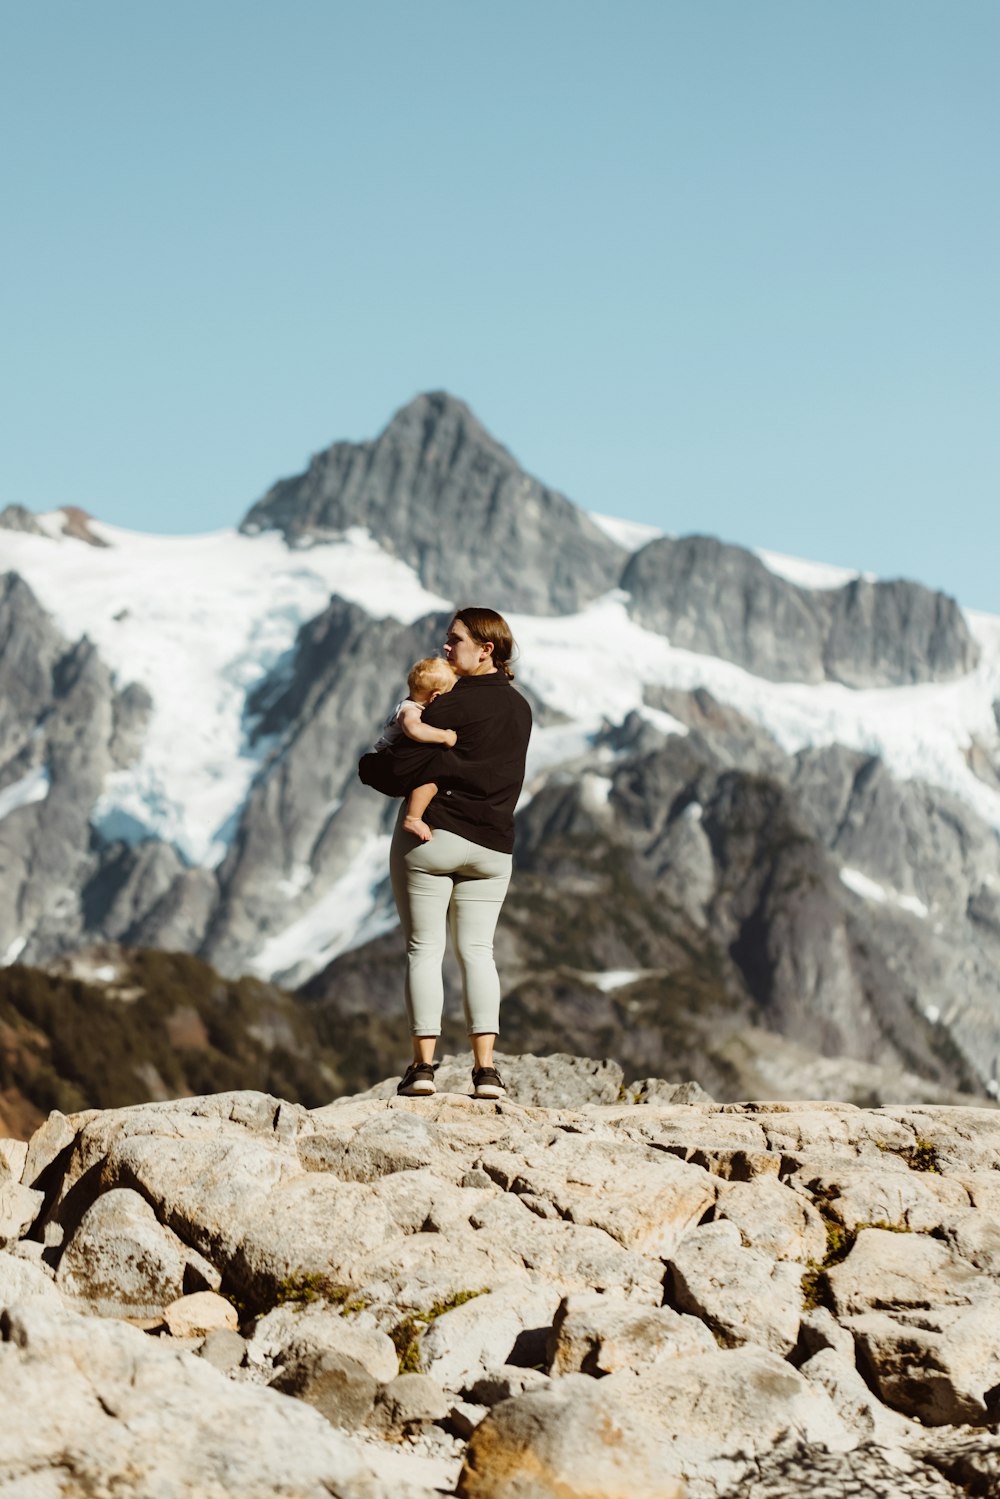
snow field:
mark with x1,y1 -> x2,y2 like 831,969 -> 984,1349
247,833 -> 396,987
512,592 -> 1000,838
0,766 -> 50,822
2,518 -> 450,865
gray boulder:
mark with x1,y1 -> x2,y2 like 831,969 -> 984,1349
827,1226 -> 1000,1425
469,1366 -> 550,1407
826,1226 -> 996,1319
797,1305 -> 856,1363
0,1139 -> 27,1178
0,1179 -> 43,1247
667,1220 -> 804,1356
547,1291 -> 715,1375
800,1347 -> 916,1445
455,1371 -> 684,1499
251,1302 -> 398,1384
299,1108 -> 455,1181
198,1325 -> 247,1371
270,1347 -> 379,1432
55,1187 -> 220,1318
631,1077 -> 715,1105
163,1289 -> 237,1338
711,1175 -> 827,1263
0,1299 -> 393,1498
474,1130 -> 715,1258
849,1306 -> 1000,1426
418,1280 -> 559,1392
788,1162 -> 970,1238
0,1249 -> 63,1309
457,1347 -> 851,1499
371,1373 -> 450,1433
21,1108 -> 77,1189
913,1431 -> 1000,1495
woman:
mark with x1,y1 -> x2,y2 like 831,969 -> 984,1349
358,607 -> 532,1098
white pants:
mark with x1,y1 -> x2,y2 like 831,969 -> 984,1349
389,808 -> 513,1036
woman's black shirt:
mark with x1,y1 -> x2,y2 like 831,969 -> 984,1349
358,673 -> 532,854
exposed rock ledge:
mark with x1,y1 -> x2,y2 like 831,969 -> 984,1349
4,1053 -> 1000,1498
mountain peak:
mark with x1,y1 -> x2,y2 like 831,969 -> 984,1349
372,390 -> 509,464
383,388 -> 478,427
0,504 -> 109,548
239,393 -> 624,614
0,504 -> 47,537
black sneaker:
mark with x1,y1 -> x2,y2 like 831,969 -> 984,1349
397,1062 -> 437,1096
472,1066 -> 505,1100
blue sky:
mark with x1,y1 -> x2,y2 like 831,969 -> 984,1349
2,2 -> 998,609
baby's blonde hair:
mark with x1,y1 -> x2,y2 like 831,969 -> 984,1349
407,656 -> 457,698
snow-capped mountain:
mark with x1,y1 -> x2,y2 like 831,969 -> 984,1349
2,392 -> 1000,1102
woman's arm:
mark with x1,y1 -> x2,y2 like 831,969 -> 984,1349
358,741 -> 453,798
357,684 -> 466,798
398,706 -> 457,747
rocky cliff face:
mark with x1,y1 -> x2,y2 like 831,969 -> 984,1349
622,536 -> 979,686
4,1067 -> 1000,1497
200,599 -> 427,977
0,572 -> 155,964
240,392 -> 626,615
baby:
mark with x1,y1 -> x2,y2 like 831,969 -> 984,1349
373,656 -> 458,841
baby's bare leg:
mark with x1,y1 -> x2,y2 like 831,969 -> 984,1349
403,782 -> 438,842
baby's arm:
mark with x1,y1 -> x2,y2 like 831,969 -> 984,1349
398,705 -> 457,747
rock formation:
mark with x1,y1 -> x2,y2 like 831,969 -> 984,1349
622,535 -> 979,686
201,599 -> 446,978
240,391 -> 625,615
0,504 -> 47,536
4,1057 -> 1000,1496
0,572 -> 154,964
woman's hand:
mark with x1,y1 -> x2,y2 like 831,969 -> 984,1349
443,729 -> 458,747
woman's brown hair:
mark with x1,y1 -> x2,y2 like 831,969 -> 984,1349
453,607 -> 517,680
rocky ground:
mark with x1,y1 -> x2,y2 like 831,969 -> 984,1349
4,1052 -> 1000,1497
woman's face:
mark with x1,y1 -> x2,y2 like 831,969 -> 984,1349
443,617 -> 494,675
